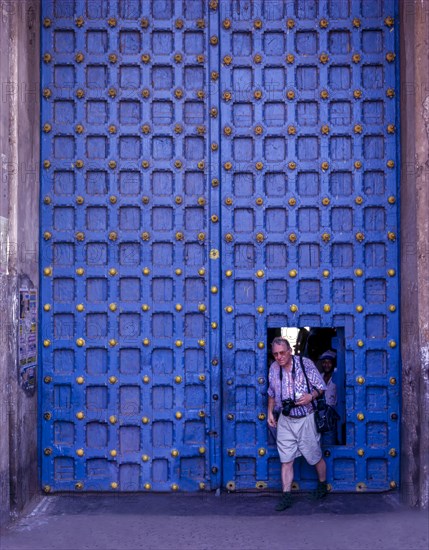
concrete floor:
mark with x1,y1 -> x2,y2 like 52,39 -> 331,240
1,492 -> 428,550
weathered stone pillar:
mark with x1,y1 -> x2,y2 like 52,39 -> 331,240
0,0 -> 40,526
400,0 -> 429,509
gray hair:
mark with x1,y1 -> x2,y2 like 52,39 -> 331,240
271,337 -> 291,350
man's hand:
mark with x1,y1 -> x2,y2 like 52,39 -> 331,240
295,393 -> 313,406
267,412 -> 277,428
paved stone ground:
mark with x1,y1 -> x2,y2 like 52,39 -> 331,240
1,492 -> 428,550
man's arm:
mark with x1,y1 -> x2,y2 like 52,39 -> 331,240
267,396 -> 277,427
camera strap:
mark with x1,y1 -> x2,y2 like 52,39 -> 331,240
299,355 -> 316,412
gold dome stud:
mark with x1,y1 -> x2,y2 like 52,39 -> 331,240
322,270 -> 330,278
43,304 -> 51,312
289,269 -> 297,278
76,338 -> 85,347
258,448 -> 266,456
109,415 -> 117,424
110,450 -> 117,457
109,376 -> 118,384
357,449 -> 365,457
76,304 -> 84,312
144,483 -> 151,490
76,448 -> 84,457
171,449 -> 179,457
357,340 -> 364,347
76,411 -> 84,420
323,304 -> 331,313
76,376 -> 84,385
357,413 -> 365,421
142,375 -> 150,383
141,417 -> 150,425
389,305 -> 396,312
142,338 -> 150,346
356,376 -> 365,385
141,454 -> 149,462
356,305 -> 363,313
290,304 -> 298,313
256,270 -> 264,278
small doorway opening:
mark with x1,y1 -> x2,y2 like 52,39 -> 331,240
267,327 -> 346,446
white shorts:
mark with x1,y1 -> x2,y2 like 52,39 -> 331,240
276,412 -> 322,465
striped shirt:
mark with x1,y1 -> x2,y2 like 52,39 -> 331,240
268,355 -> 326,417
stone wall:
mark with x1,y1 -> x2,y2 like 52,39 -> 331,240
0,0 -> 40,526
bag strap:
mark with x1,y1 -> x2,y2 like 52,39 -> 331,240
299,355 -> 316,411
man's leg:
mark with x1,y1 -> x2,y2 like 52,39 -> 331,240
314,458 -> 328,499
281,461 -> 294,492
275,461 -> 294,511
314,457 -> 326,482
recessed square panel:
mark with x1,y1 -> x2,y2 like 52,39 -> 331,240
264,102 -> 285,126
86,242 -> 107,265
119,0 -> 141,18
331,207 -> 353,231
86,206 -> 107,230
296,66 -> 319,90
330,171 -> 353,196
86,171 -> 108,195
232,32 -> 253,55
54,65 -> 75,88
234,137 -> 254,162
330,136 -> 351,160
362,30 -> 383,53
234,173 -> 254,197
328,31 -> 350,54
265,137 -> 286,161
86,31 -> 107,54
329,101 -> 351,125
362,101 -> 384,124
329,66 -> 351,90
295,0 -> 318,18
234,209 -> 254,232
263,66 -> 285,91
364,135 -> 385,159
152,101 -> 173,125
86,100 -> 108,124
297,172 -> 319,196
54,207 -> 74,230
185,172 -> 205,196
299,244 -> 320,267
86,65 -> 107,88
184,137 -> 204,160
184,66 -> 204,90
264,32 -> 285,55
120,278 -> 141,301
298,207 -> 320,232
266,244 -> 287,268
54,136 -> 75,159
233,103 -> 254,127
184,207 -> 204,231
119,136 -> 141,159
152,0 -> 173,19
119,171 -> 141,195
297,136 -> 319,160
297,102 -> 319,126
54,30 -> 75,53
184,101 -> 205,124
265,208 -> 287,233
152,31 -> 173,54
364,207 -> 385,231
119,65 -> 141,89
152,171 -> 173,196
362,65 -> 384,89
54,171 -> 75,195
328,0 -> 350,18
54,101 -> 75,124
233,67 -> 253,94
120,206 -> 141,230
152,136 -> 173,160
152,207 -> 173,231
119,31 -> 141,54
363,171 -> 385,195
184,32 -> 204,54
152,66 -> 173,90
86,135 -> 107,159
295,31 -> 318,54
118,97 -> 141,122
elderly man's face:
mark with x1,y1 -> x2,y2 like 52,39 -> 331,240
272,343 -> 291,366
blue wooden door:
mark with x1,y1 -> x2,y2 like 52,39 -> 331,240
40,0 -> 400,493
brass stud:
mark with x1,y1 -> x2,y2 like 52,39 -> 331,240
211,72 -> 219,81
175,304 -> 182,312
43,18 -> 51,28
198,339 -> 205,347
173,18 -> 182,29
171,449 -> 179,457
357,413 -> 365,421
223,90 -> 232,102
354,124 -> 363,134
390,481 -> 397,489
76,88 -> 85,99
319,53 -> 329,64
141,417 -> 150,425
211,286 -> 218,294
386,52 -> 396,63
107,17 -> 116,27
286,90 -> 295,100
142,338 -> 150,346
141,304 -> 150,312
288,197 -> 297,206
389,305 -> 396,312
196,125 -> 205,135
258,342 -> 265,349
108,160 -> 117,169
352,53 -> 361,63
354,89 -> 363,99
227,449 -> 235,457
75,52 -> 84,63
388,232 -> 396,241
319,18 -> 329,28
354,268 -> 363,277
286,53 -> 295,64
211,323 -> 218,330
108,340 -> 117,348
175,340 -> 183,347
288,125 -> 296,135
389,340 -> 397,348
254,90 -> 262,100
43,303 -> 51,312
43,266 -> 52,276
353,18 -> 361,28
385,16 -> 394,27
390,377 -> 397,385
290,304 -> 298,313
258,447 -> 266,456
196,19 -> 205,29
43,231 -> 52,241
175,375 -> 182,384
256,270 -> 264,278
44,376 -> 52,384
286,18 -> 295,29
144,483 -> 151,490
255,197 -> 263,205
323,304 -> 331,313
76,448 -> 85,456
209,0 -> 218,8
211,142 -> 218,151
43,339 -> 51,348
43,160 -> 51,169
357,340 -> 364,348
44,412 -> 52,421
43,53 -> 52,63
174,88 -> 183,99
196,90 -> 205,99
109,53 -> 118,63
321,161 -> 329,170
320,89 -> 329,99
255,161 -> 263,170
223,55 -> 232,65
289,269 -> 297,278
43,88 -> 52,99
108,267 -> 117,276
210,35 -> 219,46
321,125 -> 330,135
43,123 -> 52,133
225,270 -> 233,277
76,411 -> 84,420
323,270 -> 330,278
356,232 -> 365,242
171,483 -> 179,491
254,54 -> 262,64
225,306 -> 233,313
141,88 -> 150,98
76,304 -> 84,312
322,197 -> 330,206
321,232 -> 331,242
199,374 -> 206,382
142,375 -> 150,384
356,376 -> 365,385
141,232 -> 150,241
199,410 -> 206,418
254,125 -> 263,136
197,160 -> 205,170
197,54 -> 205,63
198,268 -> 205,276
387,160 -> 395,168
141,54 -> 151,64
256,232 -> 265,243
76,267 -> 84,276
288,233 -> 297,243
258,413 -> 266,421
357,449 -> 365,456
356,305 -> 363,313
387,269 -> 396,277
211,214 -> 219,223
76,338 -> 85,347
175,231 -> 184,241
386,88 -> 395,98
212,178 -> 219,187
226,342 -> 233,349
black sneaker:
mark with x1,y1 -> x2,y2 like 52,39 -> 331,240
275,491 -> 293,511
313,481 -> 328,499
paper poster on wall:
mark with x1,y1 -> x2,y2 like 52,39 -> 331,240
19,288 -> 37,393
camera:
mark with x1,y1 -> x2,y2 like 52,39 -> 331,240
281,398 -> 296,417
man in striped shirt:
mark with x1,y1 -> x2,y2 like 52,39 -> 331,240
267,337 -> 328,511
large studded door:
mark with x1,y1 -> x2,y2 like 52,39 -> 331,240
40,0 -> 400,493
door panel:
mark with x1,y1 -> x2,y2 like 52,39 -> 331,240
40,0 -> 400,493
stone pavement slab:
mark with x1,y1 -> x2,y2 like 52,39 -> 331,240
1,493 -> 428,550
